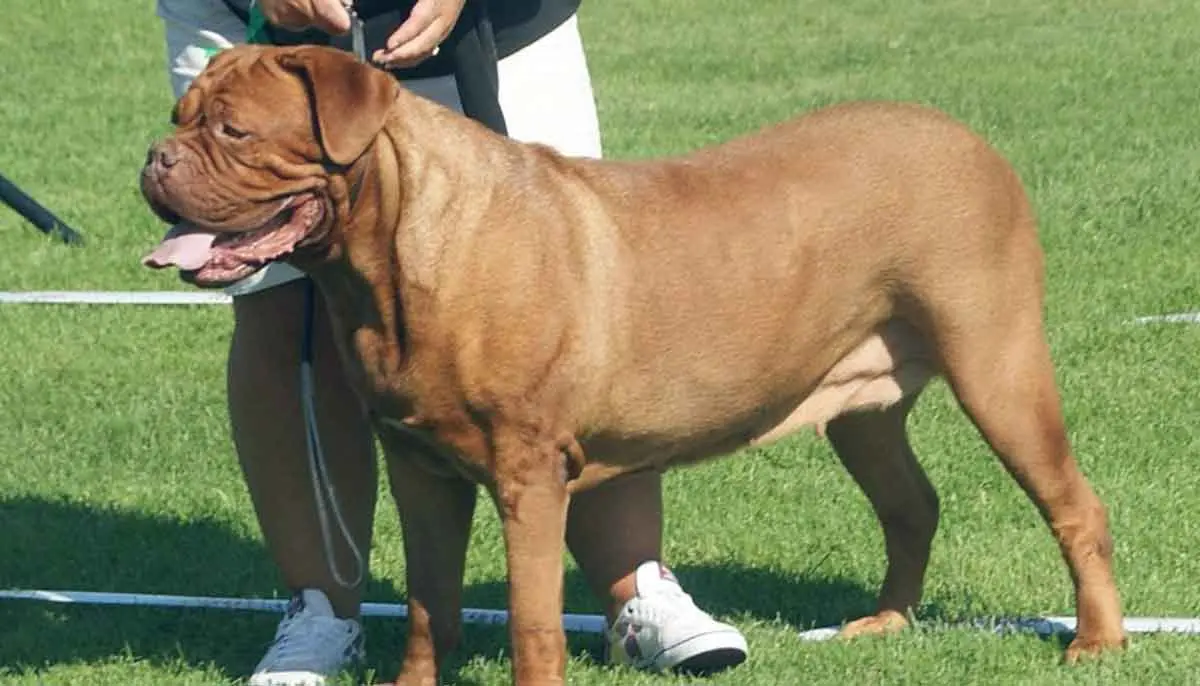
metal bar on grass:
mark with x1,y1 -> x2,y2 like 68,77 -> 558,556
7,588 -> 1199,640
798,615 -> 1200,641
0,291 -> 231,305
1132,312 -> 1200,324
0,588 -> 608,634
0,172 -> 85,245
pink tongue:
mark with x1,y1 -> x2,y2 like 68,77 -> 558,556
143,224 -> 220,271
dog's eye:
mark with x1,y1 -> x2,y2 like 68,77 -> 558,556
219,122 -> 251,140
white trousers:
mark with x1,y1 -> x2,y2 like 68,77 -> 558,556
156,0 -> 603,295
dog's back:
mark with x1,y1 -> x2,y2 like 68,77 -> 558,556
549,102 -> 1038,476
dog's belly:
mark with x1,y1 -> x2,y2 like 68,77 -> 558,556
573,319 -> 935,489
748,319 -> 935,446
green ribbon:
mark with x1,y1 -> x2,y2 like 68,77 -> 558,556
246,2 -> 271,45
196,3 -> 270,60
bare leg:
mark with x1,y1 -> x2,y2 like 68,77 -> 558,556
567,468 -> 747,677
227,280 -> 377,617
566,470 -> 663,619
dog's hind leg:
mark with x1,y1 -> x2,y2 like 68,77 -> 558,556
934,301 -> 1125,661
826,394 -> 938,638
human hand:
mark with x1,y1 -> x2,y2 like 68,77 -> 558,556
257,0 -> 352,35
372,0 -> 466,68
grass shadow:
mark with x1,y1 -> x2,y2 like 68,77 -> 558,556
371,562 -> 887,684
0,494 -> 395,681
667,562 -> 880,630
1,495 -> 924,683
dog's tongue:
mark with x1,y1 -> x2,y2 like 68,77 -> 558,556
143,224 -> 219,271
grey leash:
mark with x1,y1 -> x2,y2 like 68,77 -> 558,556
298,1 -> 368,594
300,281 -> 365,591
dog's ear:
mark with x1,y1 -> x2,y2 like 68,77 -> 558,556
172,47 -> 248,127
171,85 -> 204,127
278,46 -> 398,166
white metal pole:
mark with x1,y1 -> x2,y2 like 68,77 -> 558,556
0,291 -> 231,305
0,588 -> 608,634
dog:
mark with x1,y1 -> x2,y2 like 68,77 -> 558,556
141,44 -> 1126,684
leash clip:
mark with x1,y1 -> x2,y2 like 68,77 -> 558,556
343,0 -> 367,62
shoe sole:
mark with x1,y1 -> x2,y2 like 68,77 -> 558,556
248,672 -> 327,686
672,646 -> 748,676
654,630 -> 749,675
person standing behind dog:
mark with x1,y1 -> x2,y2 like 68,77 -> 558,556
154,0 -> 749,683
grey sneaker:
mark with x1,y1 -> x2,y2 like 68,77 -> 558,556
607,562 -> 748,675
248,589 -> 364,686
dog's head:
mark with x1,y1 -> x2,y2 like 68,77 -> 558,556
140,44 -> 398,286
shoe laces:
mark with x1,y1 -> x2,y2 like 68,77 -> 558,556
620,584 -> 706,630
261,613 -> 359,670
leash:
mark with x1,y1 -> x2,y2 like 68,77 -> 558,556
243,0 -> 367,593
246,0 -> 508,595
299,279 -> 366,590
292,0 -> 368,592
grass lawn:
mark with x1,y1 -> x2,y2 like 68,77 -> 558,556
2,0 -> 1199,684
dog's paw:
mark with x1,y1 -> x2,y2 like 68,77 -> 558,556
1064,632 -> 1127,664
385,667 -> 440,686
382,678 -> 436,686
837,610 -> 910,639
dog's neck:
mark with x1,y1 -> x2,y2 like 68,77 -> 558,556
299,96 -> 510,403
299,134 -> 412,405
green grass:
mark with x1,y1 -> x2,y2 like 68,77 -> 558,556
2,0 -> 1199,684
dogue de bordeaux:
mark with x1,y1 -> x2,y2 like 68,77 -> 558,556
141,44 -> 1125,685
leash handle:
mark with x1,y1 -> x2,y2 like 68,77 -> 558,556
342,0 -> 368,62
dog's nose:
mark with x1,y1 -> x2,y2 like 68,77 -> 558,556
148,141 -> 180,171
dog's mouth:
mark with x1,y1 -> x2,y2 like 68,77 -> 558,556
142,194 -> 324,287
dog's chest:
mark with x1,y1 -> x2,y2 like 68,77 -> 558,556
370,411 -> 490,482
343,331 -> 495,483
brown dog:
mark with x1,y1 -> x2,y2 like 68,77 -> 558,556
141,44 -> 1125,684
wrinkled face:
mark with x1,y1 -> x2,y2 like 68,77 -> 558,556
140,44 -> 396,286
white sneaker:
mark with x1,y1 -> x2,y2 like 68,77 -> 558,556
607,562 -> 748,675
249,589 -> 365,686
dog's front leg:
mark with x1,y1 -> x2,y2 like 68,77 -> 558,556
492,434 -> 571,685
384,445 -> 477,686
